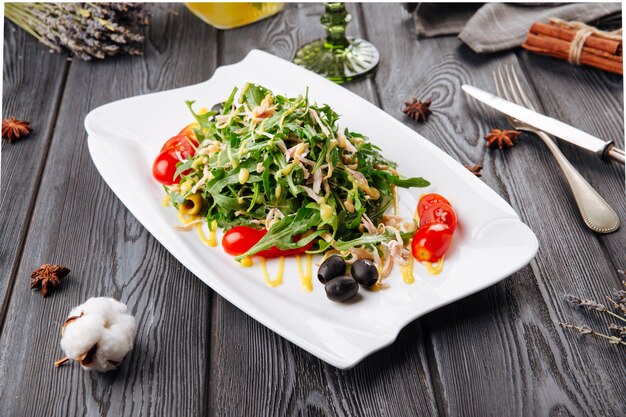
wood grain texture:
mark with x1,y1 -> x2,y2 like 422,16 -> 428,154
0,22 -> 68,328
517,50 -> 626,270
209,4 -> 438,417
0,6 -> 217,417
362,4 -> 625,416
1,3 -> 625,417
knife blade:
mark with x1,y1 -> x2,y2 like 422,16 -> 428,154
462,84 -> 624,164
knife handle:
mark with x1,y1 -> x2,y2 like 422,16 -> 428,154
605,145 -> 625,164
536,131 -> 620,234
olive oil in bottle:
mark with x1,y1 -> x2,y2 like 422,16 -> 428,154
185,3 -> 283,30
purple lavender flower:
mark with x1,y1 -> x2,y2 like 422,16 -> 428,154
5,3 -> 149,61
560,276 -> 626,348
609,324 -> 626,339
564,294 -> 608,312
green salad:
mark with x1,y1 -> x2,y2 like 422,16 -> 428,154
164,82 -> 429,268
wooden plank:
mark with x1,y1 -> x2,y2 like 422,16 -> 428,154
0,22 -> 68,327
209,4 -> 439,416
362,3 -> 625,416
0,6 -> 217,416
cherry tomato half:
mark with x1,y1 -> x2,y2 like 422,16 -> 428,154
222,226 -> 313,258
411,223 -> 453,263
222,226 -> 266,256
177,123 -> 200,142
420,202 -> 457,230
417,193 -> 451,218
153,148 -> 181,185
153,135 -> 198,185
161,134 -> 198,153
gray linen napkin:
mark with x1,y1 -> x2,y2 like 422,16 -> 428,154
412,3 -> 622,53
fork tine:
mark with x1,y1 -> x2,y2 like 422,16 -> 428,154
502,65 -> 525,107
507,65 -> 538,112
493,66 -> 510,102
493,68 -> 502,97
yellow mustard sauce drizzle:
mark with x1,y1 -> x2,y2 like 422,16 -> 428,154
422,257 -> 444,275
162,194 -> 170,207
195,223 -> 217,247
208,220 -> 218,246
370,260 -> 390,291
240,257 -> 254,267
260,257 -> 285,287
392,185 -> 398,216
400,254 -> 415,284
177,204 -> 218,247
178,210 -> 196,225
369,281 -> 389,292
296,255 -> 313,292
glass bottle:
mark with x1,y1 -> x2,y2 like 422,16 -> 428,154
185,3 -> 284,30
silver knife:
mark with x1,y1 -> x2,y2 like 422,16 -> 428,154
462,84 -> 625,164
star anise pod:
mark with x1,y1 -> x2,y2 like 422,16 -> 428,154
402,98 -> 432,123
2,116 -> 32,143
484,128 -> 522,150
464,164 -> 483,177
31,264 -> 70,298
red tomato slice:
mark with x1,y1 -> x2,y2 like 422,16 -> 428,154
153,135 -> 198,185
153,148 -> 182,185
222,226 -> 313,258
411,223 -> 453,262
222,226 -> 266,256
161,134 -> 198,153
420,202 -> 457,230
177,123 -> 200,142
417,193 -> 451,218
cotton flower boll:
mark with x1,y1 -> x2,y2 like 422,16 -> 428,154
59,297 -> 136,372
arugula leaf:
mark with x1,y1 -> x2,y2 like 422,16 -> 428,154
235,208 -> 321,260
222,87 -> 238,114
389,175 -> 430,188
239,82 -> 270,108
174,159 -> 193,180
185,100 -> 216,129
336,233 -> 392,251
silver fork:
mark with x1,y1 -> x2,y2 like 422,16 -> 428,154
494,65 -> 619,234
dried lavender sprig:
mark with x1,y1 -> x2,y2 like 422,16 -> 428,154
4,4 -> 55,48
559,322 -> 626,346
611,281 -> 626,314
606,295 -> 626,316
5,3 -> 148,61
608,323 -> 626,339
565,294 -> 607,311
564,294 -> 626,323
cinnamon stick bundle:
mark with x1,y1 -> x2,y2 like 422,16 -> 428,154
522,20 -> 623,75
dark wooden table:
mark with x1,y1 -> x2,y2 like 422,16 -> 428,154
1,4 -> 624,416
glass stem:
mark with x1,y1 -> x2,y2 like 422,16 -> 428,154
322,3 -> 350,50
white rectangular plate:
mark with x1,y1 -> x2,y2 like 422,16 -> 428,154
85,50 -> 538,369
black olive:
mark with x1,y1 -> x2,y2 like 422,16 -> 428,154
324,276 -> 358,302
207,102 -> 225,122
317,255 -> 346,283
351,259 -> 379,288
211,101 -> 225,113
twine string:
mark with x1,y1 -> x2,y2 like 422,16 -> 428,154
549,17 -> 623,65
